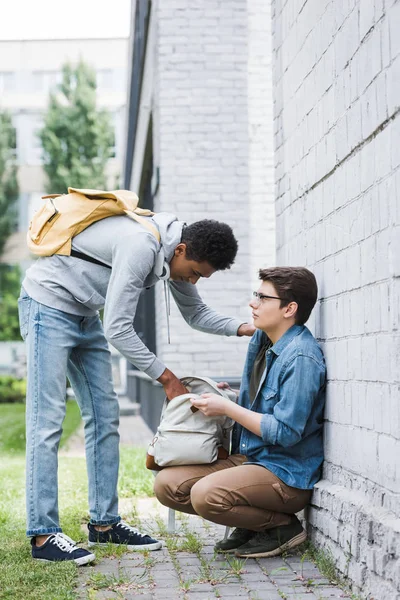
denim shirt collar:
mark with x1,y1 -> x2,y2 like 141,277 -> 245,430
270,324 -> 304,356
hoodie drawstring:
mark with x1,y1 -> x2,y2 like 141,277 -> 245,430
164,280 -> 171,344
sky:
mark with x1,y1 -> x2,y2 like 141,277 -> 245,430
0,0 -> 131,40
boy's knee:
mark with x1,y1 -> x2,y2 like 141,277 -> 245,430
154,468 -> 193,508
191,479 -> 224,519
153,469 -> 172,505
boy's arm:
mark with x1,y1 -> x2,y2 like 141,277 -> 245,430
191,394 -> 263,435
193,354 -> 325,446
103,233 -> 165,378
168,280 -> 248,336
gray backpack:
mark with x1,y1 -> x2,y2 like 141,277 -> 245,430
146,376 -> 237,470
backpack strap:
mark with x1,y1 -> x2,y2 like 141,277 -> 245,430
125,211 -> 161,242
69,212 -> 161,268
70,250 -> 111,269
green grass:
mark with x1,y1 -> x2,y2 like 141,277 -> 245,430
119,447 -> 155,497
0,404 -> 155,600
0,400 -> 82,454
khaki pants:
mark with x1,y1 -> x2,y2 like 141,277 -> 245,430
154,455 -> 312,532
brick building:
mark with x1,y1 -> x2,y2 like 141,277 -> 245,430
272,1 -> 400,598
124,0 -> 275,380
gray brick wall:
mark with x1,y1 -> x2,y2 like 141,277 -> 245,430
150,0 -> 274,377
272,1 -> 400,598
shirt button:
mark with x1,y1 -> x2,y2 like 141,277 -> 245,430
242,443 -> 245,447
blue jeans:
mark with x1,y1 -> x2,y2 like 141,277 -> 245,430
18,288 -> 121,536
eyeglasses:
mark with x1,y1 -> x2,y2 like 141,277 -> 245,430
252,291 -> 284,304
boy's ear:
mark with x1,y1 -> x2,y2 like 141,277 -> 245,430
284,301 -> 298,320
174,243 -> 187,257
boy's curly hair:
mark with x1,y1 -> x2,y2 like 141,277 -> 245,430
181,220 -> 238,270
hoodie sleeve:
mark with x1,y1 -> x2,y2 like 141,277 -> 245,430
169,280 -> 243,336
103,232 -> 166,380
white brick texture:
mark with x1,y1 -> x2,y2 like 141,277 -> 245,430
149,0 -> 275,376
273,1 -> 400,598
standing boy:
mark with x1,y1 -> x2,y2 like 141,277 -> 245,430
19,213 -> 254,564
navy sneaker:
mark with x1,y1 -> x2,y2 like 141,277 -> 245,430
88,520 -> 162,551
31,532 -> 95,565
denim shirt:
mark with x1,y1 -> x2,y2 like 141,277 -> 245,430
231,325 -> 326,490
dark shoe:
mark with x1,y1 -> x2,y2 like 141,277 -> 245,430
214,528 -> 255,553
88,521 -> 162,551
31,533 -> 95,565
235,515 -> 307,558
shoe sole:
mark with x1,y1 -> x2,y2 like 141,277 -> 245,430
88,541 -> 162,551
215,547 -> 239,554
33,553 -> 96,566
234,530 -> 307,558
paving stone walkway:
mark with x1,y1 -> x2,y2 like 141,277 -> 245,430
67,408 -> 349,600
76,505 -> 349,599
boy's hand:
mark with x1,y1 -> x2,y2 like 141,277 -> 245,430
237,323 -> 256,337
157,368 -> 187,401
190,393 -> 230,417
217,382 -> 240,397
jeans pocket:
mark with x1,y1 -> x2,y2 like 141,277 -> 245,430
18,296 -> 32,341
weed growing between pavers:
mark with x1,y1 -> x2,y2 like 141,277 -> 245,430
224,555 -> 247,576
149,518 -> 248,594
84,555 -> 155,597
289,542 -> 365,600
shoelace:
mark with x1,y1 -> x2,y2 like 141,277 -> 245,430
50,532 -> 78,554
118,520 -> 146,538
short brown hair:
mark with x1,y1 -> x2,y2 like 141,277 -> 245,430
259,266 -> 318,325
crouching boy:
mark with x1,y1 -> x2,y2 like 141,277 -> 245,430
154,267 -> 326,558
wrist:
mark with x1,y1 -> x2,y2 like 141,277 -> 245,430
237,323 -> 247,336
157,368 -> 175,385
225,399 -> 237,419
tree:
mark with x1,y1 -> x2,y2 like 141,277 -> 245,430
0,266 -> 21,341
0,111 -> 20,342
39,60 -> 115,193
0,111 -> 18,256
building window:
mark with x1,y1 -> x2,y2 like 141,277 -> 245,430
0,72 -> 16,93
97,69 -> 114,90
32,71 -> 62,94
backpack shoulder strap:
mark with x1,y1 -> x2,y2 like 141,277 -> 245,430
125,211 -> 161,243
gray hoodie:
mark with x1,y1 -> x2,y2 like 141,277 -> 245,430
22,212 -> 243,379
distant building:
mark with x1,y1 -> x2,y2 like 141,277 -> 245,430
0,37 -> 129,263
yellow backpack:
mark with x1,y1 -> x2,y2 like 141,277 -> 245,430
27,187 -> 160,258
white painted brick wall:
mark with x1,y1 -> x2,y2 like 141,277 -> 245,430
272,0 -> 400,598
149,0 -> 275,377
